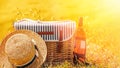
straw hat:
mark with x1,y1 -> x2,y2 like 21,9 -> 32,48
0,30 -> 47,68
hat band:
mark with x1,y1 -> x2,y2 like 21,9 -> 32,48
16,55 -> 36,68
16,45 -> 38,68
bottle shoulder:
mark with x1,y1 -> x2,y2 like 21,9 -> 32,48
75,27 -> 86,40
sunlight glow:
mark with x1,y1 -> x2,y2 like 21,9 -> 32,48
104,0 -> 120,12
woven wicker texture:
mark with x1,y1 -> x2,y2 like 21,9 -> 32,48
44,37 -> 74,65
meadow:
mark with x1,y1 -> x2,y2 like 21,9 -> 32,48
0,0 -> 120,68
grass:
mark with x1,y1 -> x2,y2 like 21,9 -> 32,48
0,1 -> 120,67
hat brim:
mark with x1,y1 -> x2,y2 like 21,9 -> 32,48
0,30 -> 47,68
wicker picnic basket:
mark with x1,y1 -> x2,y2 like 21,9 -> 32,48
14,19 -> 76,65
45,38 -> 75,65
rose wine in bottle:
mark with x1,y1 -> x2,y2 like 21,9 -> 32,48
74,17 -> 86,63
